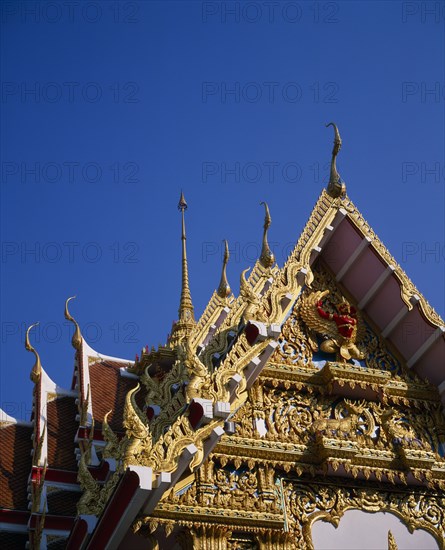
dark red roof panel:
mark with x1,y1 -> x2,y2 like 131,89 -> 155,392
89,361 -> 138,431
0,423 -> 33,510
47,489 -> 80,516
47,397 -> 78,471
0,531 -> 29,549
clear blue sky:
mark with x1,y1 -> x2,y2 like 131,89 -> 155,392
1,1 -> 444,419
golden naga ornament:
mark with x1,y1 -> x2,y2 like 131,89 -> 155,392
301,290 -> 365,361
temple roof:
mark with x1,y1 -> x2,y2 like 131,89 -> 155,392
88,359 -> 138,431
1,126 -> 444,549
281,191 -> 444,386
0,422 -> 33,511
46,396 -> 78,472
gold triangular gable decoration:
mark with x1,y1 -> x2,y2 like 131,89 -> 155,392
270,263 -> 403,375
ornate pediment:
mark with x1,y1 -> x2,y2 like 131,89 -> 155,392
135,226 -> 444,548
73,191 -> 444,548
269,262 -> 435,391
210,262 -> 445,487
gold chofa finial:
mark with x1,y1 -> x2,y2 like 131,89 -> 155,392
325,122 -> 346,198
259,202 -> 275,268
217,240 -> 231,298
169,192 -> 196,347
25,323 -> 42,383
65,296 -> 82,350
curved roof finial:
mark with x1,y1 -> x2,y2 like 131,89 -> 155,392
25,323 -> 42,383
325,122 -> 346,198
217,240 -> 231,298
259,202 -> 275,268
240,267 -> 251,296
65,296 -> 82,350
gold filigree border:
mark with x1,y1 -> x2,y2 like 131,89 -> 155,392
282,477 -> 444,550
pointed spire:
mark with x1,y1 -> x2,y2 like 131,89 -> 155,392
169,192 -> 196,346
65,296 -> 82,350
325,122 -> 346,198
178,190 -> 188,211
177,191 -> 195,323
259,202 -> 275,268
25,323 -> 42,383
217,240 -> 231,298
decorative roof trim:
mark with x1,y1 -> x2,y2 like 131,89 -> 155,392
79,339 -> 134,426
0,408 -> 33,427
260,189 -> 443,333
341,195 -> 444,328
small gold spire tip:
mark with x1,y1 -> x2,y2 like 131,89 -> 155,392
217,240 -> 231,298
65,296 -> 82,350
25,323 -> 42,383
325,122 -> 346,198
178,190 -> 188,211
169,191 -> 196,347
259,201 -> 275,268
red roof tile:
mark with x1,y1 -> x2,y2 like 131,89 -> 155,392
47,489 -> 80,516
89,361 -> 139,431
0,423 -> 33,510
0,531 -> 29,549
47,397 -> 78,471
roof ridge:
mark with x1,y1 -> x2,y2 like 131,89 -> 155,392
0,408 -> 33,427
341,195 -> 444,328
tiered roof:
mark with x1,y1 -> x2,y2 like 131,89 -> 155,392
1,125 -> 444,549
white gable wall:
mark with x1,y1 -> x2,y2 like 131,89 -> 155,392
312,509 -> 438,549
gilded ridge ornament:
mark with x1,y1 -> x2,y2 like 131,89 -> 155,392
301,290 -> 365,361
79,384 -> 90,426
325,122 -> 346,198
64,296 -> 82,350
31,504 -> 46,550
77,421 -> 103,516
31,459 -> 47,513
217,240 -> 231,299
25,322 -> 42,383
102,410 -> 120,459
32,424 -> 46,468
179,337 -> 214,401
240,268 -> 266,322
259,202 -> 275,269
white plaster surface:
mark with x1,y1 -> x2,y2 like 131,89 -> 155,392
311,509 -> 438,549
255,418 -> 267,437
